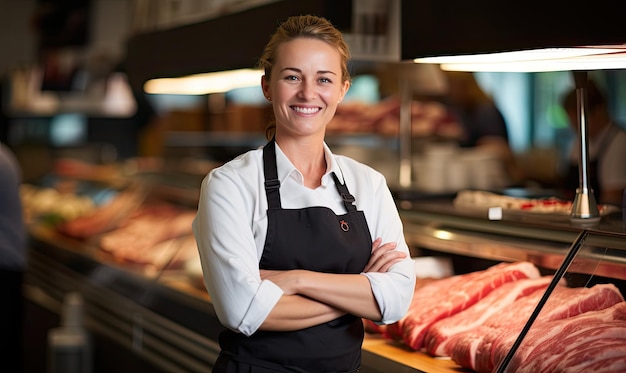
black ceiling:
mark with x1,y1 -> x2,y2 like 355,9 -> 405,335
124,0 -> 352,92
125,0 -> 626,93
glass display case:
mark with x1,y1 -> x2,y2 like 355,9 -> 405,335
23,163 -> 626,372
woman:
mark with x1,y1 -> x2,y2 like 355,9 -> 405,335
443,70 -> 522,185
193,15 -> 415,372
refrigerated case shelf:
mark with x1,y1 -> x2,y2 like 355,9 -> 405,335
399,199 -> 626,280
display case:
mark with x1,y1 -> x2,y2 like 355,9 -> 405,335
23,165 -> 626,372
395,196 -> 626,372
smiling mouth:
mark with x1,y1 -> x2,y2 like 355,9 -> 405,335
291,106 -> 321,114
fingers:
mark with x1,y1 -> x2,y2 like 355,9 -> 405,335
363,238 -> 406,272
376,251 -> 407,272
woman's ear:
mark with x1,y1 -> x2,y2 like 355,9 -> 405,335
338,80 -> 351,103
261,75 -> 271,101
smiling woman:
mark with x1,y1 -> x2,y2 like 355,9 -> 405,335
260,37 -> 350,155
192,14 -> 416,373
257,14 -> 352,142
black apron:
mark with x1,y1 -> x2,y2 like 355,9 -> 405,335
213,140 -> 372,373
563,125 -> 617,202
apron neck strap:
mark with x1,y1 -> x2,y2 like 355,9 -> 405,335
263,139 -> 281,209
331,172 -> 357,212
264,139 -> 357,212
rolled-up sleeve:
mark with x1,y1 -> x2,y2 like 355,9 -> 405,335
363,261 -> 415,324
343,159 -> 416,324
193,160 -> 282,336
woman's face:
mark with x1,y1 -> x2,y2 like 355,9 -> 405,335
262,37 -> 350,138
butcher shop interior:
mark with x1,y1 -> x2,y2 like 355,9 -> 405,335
3,0 -> 626,372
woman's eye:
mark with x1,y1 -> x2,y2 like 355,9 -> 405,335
284,75 -> 299,81
319,77 -> 332,84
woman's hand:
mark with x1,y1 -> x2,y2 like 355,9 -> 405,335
363,237 -> 407,273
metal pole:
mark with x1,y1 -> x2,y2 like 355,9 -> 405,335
570,70 -> 600,224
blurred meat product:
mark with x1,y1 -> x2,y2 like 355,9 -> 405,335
98,205 -> 195,264
57,189 -> 144,239
328,96 -> 456,137
454,189 -> 622,214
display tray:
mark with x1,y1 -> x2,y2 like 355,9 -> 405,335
453,205 -> 620,224
452,189 -> 621,223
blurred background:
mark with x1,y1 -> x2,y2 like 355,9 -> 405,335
2,0 -> 626,192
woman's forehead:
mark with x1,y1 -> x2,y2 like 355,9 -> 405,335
273,38 -> 341,72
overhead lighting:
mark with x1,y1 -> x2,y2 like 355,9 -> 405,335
413,46 -> 626,72
144,68 -> 263,95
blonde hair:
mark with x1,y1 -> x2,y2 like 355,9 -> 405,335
258,15 -> 351,139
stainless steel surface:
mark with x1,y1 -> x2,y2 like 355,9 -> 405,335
400,200 -> 626,280
571,71 -> 600,222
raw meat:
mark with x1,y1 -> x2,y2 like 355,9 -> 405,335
58,190 -> 144,238
390,261 -> 540,350
506,301 -> 626,372
447,283 -> 624,373
99,204 -> 196,266
424,276 -> 554,357
554,351 -> 626,373
382,271 -> 475,341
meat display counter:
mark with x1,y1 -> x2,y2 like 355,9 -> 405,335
22,173 -> 626,372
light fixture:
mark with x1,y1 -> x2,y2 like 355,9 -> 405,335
414,46 -> 626,72
143,68 -> 264,95
413,47 -> 625,63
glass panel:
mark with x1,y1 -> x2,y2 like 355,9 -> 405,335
497,230 -> 626,372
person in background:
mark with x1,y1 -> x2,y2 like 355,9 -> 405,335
0,141 -> 27,372
193,15 -> 415,372
443,70 -> 522,184
560,79 -> 626,206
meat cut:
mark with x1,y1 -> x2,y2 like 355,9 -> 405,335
446,283 -> 624,372
424,275 -> 554,357
387,261 -> 540,351
504,301 -> 626,372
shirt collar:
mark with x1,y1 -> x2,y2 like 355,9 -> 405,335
273,142 -> 343,187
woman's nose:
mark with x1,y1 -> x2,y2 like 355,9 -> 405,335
298,80 -> 316,100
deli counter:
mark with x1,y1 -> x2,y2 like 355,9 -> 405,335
21,169 -> 626,373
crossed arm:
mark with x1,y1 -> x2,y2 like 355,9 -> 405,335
259,238 -> 406,331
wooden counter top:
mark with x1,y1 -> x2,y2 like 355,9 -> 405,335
362,334 -> 472,373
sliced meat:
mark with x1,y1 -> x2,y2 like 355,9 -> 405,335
448,283 -> 624,372
509,302 -> 626,372
393,261 -> 540,351
424,276 -> 553,357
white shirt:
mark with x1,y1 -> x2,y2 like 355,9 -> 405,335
193,142 -> 415,336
